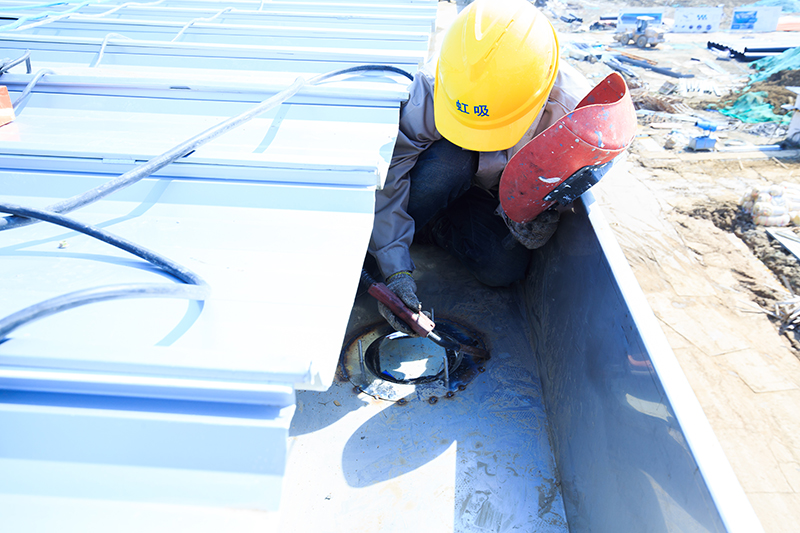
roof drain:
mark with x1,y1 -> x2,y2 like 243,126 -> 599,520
341,319 -> 488,403
365,332 -> 462,385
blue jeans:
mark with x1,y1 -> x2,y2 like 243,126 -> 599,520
407,138 -> 531,287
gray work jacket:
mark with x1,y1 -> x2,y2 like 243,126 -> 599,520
369,61 -> 592,279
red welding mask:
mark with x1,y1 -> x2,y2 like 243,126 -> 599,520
499,72 -> 637,223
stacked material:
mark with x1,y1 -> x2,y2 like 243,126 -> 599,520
741,182 -> 800,225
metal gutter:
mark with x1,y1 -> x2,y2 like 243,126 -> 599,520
583,190 -> 764,532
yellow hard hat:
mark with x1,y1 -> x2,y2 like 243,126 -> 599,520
434,0 -> 560,152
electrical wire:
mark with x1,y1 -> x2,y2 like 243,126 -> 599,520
0,283 -> 207,341
0,202 -> 210,340
0,64 -> 414,340
171,7 -> 232,42
12,68 -> 53,108
0,1 -> 68,11
0,64 -> 414,232
14,0 -> 166,32
0,0 -> 113,31
89,33 -> 132,67
0,50 -> 32,74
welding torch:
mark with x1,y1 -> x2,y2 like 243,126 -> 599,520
360,269 -> 489,360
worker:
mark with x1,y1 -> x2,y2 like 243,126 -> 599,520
368,0 -> 599,334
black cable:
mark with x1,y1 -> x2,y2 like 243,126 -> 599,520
0,202 -> 206,285
308,64 -> 414,84
0,202 -> 210,340
0,64 -> 413,339
0,283 -> 208,341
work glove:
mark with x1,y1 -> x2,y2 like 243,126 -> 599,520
378,271 -> 423,336
498,206 -> 560,250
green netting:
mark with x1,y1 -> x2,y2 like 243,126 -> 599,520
718,46 -> 800,123
719,91 -> 792,124
750,46 -> 800,83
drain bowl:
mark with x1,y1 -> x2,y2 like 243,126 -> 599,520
341,318 -> 488,403
364,332 -> 462,385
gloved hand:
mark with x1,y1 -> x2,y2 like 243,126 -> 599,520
378,271 -> 422,335
499,206 -> 560,250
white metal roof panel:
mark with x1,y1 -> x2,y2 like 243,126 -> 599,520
22,20 -> 431,50
0,2 -> 437,32
0,1 -> 431,396
0,176 -> 377,389
0,0 -> 436,516
0,80 -> 399,391
0,81 -> 398,183
0,0 -> 436,72
0,35 -> 428,71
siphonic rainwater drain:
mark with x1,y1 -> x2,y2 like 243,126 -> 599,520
340,318 -> 489,403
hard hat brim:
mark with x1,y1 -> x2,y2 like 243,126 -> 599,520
434,81 -> 546,152
431,0 -> 560,153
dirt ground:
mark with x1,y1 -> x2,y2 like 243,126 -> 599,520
542,0 -> 800,353
439,1 -> 800,530
553,6 -> 800,352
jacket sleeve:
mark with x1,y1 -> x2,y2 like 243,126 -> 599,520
369,70 -> 441,279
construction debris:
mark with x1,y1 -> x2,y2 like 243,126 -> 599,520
707,41 -> 793,62
740,182 -> 800,226
658,81 -> 677,95
688,121 -> 718,150
601,53 -> 637,77
745,265 -> 800,334
590,19 -> 617,31
664,130 -> 691,149
746,289 -> 800,334
631,91 -> 695,114
560,13 -> 582,24
678,79 -> 722,97
553,4 -> 800,159
615,55 -> 695,78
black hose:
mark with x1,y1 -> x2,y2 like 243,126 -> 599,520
0,202 -> 210,340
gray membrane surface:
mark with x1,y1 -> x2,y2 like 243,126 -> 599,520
279,243 -> 569,532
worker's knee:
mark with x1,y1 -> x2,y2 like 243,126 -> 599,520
472,264 -> 527,288
467,248 -> 530,288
